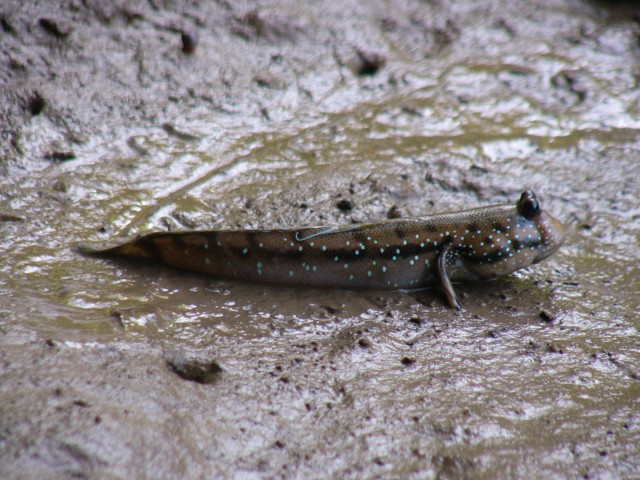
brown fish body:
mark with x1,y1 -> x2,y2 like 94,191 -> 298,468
78,191 -> 565,309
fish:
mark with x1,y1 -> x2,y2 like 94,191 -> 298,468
77,191 -> 565,309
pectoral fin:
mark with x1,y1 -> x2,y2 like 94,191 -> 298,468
437,242 -> 463,310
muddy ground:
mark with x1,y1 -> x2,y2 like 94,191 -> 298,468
1,0 -> 639,478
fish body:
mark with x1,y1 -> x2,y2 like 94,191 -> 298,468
78,191 -> 565,309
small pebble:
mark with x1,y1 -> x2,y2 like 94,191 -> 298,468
164,350 -> 223,384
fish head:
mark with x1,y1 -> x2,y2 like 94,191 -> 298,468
456,191 -> 565,279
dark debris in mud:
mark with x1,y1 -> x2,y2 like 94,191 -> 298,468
180,31 -> 198,55
350,49 -> 386,77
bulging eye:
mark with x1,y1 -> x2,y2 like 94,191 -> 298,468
517,191 -> 540,219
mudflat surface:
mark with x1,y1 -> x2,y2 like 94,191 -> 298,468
1,1 -> 639,478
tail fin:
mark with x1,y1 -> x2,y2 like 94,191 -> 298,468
74,238 -> 154,258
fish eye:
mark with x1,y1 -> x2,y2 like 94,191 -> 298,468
517,191 -> 540,219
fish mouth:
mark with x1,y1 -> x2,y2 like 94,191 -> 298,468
533,213 -> 566,264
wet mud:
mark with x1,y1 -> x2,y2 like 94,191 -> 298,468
1,0 -> 639,478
